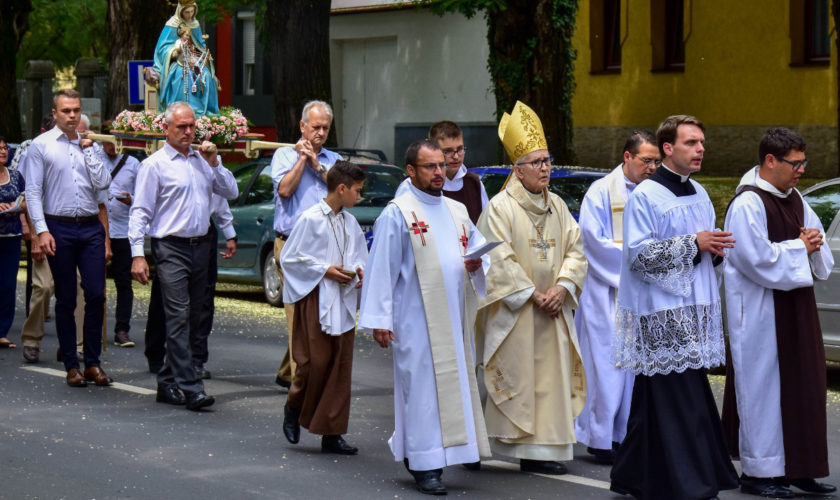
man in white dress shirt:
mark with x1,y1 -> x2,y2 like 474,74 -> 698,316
129,101 -> 238,411
99,122 -> 141,348
574,130 -> 658,464
23,89 -> 113,387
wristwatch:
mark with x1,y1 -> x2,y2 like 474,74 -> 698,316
318,163 -> 328,176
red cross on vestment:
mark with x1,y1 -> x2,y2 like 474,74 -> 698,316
410,211 -> 429,246
460,224 -> 469,251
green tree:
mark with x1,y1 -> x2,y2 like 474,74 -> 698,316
17,0 -> 107,74
1,0 -> 32,141
428,0 -> 579,164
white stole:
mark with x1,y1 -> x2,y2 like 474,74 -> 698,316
605,165 -> 626,243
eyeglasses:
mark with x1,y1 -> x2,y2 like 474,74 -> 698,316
633,155 -> 658,166
415,162 -> 446,171
0,146 -> 8,152
516,156 -> 553,170
774,155 -> 808,171
442,146 -> 466,158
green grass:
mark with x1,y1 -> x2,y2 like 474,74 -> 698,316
694,175 -> 827,228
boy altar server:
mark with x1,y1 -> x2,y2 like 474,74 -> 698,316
281,161 -> 368,455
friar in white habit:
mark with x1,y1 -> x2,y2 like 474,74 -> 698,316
721,127 -> 835,498
574,130 -> 659,464
358,139 -> 491,496
609,115 -> 739,500
475,101 -> 588,475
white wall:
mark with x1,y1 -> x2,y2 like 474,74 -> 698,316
330,8 -> 495,163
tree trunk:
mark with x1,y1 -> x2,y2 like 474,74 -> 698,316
0,0 -> 32,142
486,0 -> 577,164
265,0 -> 335,145
106,0 -> 170,118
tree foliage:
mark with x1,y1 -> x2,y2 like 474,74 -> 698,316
428,0 -> 579,164
17,0 -> 108,75
1,0 -> 33,141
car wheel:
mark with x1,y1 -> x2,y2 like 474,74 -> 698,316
263,251 -> 284,307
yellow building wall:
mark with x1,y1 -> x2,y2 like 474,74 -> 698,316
571,0 -> 838,175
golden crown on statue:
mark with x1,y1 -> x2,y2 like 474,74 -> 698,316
178,0 -> 196,5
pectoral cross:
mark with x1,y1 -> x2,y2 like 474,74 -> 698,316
410,211 -> 429,246
529,226 -> 555,261
460,224 -> 469,251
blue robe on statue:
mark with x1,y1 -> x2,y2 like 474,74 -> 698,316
153,21 -> 219,116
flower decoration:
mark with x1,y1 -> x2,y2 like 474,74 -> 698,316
111,107 -> 250,145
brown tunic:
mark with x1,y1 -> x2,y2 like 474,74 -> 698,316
444,172 -> 483,223
722,185 -> 828,479
287,287 -> 355,436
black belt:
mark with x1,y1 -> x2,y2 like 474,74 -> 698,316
45,214 -> 99,223
275,231 -> 289,241
156,234 -> 209,246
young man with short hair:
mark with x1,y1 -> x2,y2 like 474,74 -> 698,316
281,160 -> 368,455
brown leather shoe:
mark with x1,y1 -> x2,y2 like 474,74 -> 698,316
83,366 -> 113,386
66,368 -> 87,387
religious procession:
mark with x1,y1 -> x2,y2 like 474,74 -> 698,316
3,1 -> 840,499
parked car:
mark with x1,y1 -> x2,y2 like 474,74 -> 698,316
801,179 -> 840,361
215,154 -> 405,306
469,166 -> 609,220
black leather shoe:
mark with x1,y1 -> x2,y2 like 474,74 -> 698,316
462,461 -> 481,471
321,435 -> 358,455
194,365 -> 211,380
184,391 -> 215,411
156,385 -> 185,405
740,474 -> 794,498
788,478 -> 836,494
283,404 -> 300,444
520,459 -> 567,475
275,375 -> 291,389
414,471 -> 447,496
587,446 -> 616,464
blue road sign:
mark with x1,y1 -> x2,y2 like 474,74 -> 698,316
128,60 -> 154,106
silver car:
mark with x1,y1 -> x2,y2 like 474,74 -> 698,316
801,179 -> 840,361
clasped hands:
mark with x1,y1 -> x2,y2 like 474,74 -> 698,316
799,227 -> 823,254
325,265 -> 364,289
532,285 -> 567,319
294,139 -> 321,172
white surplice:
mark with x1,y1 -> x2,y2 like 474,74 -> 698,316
358,183 -> 488,471
280,199 -> 368,335
723,166 -> 833,478
614,176 -> 726,375
574,167 -> 635,450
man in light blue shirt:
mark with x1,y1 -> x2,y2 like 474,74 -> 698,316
271,100 -> 341,388
23,89 -> 113,388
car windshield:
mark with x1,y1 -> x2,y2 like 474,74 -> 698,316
803,182 -> 840,230
232,161 -> 270,206
356,165 -> 404,207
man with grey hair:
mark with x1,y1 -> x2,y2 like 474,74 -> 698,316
129,101 -> 238,411
270,99 -> 341,388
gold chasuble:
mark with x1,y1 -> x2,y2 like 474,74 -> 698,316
393,194 -> 490,454
476,176 -> 587,456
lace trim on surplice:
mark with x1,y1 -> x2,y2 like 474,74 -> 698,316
612,301 -> 726,376
630,234 -> 698,297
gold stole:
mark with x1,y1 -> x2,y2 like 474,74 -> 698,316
605,165 -> 627,243
393,194 -> 482,450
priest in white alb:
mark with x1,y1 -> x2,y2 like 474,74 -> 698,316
279,161 -> 369,456
722,127 -> 835,498
574,130 -> 658,465
358,139 -> 491,496
475,101 -> 587,475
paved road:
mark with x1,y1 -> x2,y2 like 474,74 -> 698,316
2,277 -> 839,499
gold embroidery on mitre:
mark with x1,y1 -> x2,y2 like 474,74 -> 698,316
498,101 -> 548,163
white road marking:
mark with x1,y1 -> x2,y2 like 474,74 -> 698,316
20,366 -> 157,395
482,460 -> 611,490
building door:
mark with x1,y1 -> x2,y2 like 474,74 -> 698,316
339,37 -> 398,162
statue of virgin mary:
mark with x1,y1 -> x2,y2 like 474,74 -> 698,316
152,0 -> 220,116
